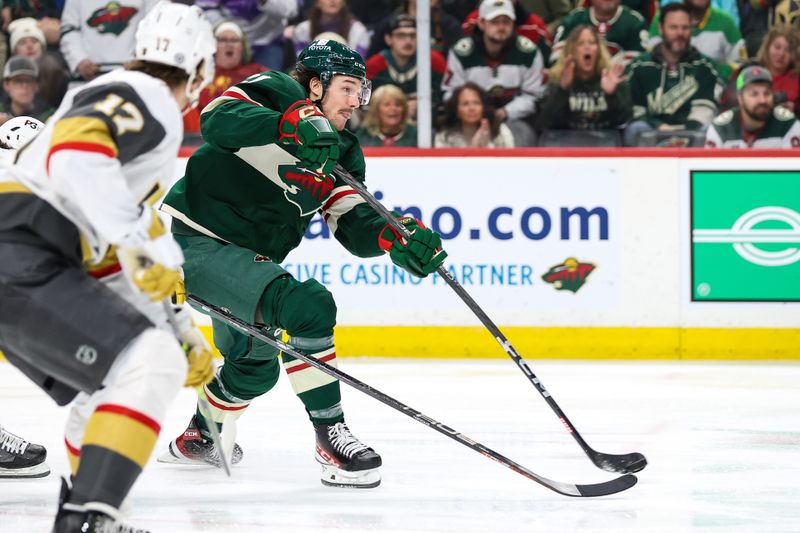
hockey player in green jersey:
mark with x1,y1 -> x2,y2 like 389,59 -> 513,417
159,39 -> 447,488
705,65 -> 800,148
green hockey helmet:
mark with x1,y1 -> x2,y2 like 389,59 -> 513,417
297,39 -> 372,105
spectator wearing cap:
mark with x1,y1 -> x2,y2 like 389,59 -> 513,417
461,0 -> 553,64
196,0 -> 298,70
552,0 -> 648,66
292,0 -> 370,59
705,66 -> 800,148
1,0 -> 61,52
9,17 -> 69,110
60,0 -> 159,84
183,20 -> 268,133
0,56 -> 54,125
623,3 -> 722,146
442,0 -> 545,146
356,84 -> 418,147
365,14 -> 448,123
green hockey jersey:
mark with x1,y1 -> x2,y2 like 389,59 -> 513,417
162,70 -> 387,263
625,46 -> 722,129
551,6 -> 648,65
648,8 -> 746,80
705,106 -> 800,148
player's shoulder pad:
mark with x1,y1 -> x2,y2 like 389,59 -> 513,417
774,105 -> 795,121
62,80 -> 167,164
713,109 -> 734,126
516,35 -> 537,54
453,37 -> 474,57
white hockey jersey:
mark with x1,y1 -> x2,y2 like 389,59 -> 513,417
12,68 -> 183,265
60,0 -> 160,73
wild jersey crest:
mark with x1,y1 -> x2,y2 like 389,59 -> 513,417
277,165 -> 335,216
234,144 -> 335,217
88,3 -> 139,35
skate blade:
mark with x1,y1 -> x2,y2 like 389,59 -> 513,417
156,443 -> 212,466
319,463 -> 381,489
0,462 -> 51,478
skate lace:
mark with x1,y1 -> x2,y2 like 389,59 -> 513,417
327,422 -> 368,458
0,425 -> 29,455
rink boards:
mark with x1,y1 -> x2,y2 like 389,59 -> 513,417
185,148 -> 800,360
4,149 -> 799,361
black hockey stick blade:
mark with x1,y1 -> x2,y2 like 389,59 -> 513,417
187,295 -> 638,497
592,451 -> 648,474
331,164 -> 648,475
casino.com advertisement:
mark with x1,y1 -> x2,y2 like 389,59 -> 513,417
284,157 -> 620,326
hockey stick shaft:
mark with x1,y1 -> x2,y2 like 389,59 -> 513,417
332,165 -> 646,474
161,301 -> 232,477
187,294 -> 636,497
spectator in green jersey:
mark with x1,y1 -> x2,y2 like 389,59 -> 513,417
624,3 -> 722,145
648,0 -> 746,80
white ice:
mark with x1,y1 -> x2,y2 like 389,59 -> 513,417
1,359 -> 799,533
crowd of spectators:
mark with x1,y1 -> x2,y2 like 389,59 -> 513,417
0,0 -> 797,148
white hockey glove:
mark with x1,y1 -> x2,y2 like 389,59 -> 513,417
171,305 -> 215,388
117,206 -> 184,302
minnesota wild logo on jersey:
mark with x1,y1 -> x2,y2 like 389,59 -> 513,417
88,2 -> 138,36
277,164 -> 335,216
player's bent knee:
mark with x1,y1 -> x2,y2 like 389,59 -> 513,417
284,279 -> 337,336
102,328 -> 188,421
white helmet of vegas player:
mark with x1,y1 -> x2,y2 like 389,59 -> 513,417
0,116 -> 44,150
134,1 -> 216,107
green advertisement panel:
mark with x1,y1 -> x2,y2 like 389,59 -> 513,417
691,170 -> 800,301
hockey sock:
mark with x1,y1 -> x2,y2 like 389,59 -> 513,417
283,336 -> 344,425
193,378 -> 252,439
70,404 -> 160,508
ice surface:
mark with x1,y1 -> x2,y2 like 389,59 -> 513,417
1,359 -> 799,532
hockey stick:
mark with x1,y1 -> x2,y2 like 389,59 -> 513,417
332,164 -> 647,475
162,301 -> 232,477
187,294 -> 637,497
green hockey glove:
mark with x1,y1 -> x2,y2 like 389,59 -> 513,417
279,99 -> 340,175
378,216 -> 447,278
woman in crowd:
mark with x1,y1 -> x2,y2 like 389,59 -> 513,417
356,84 -> 417,147
434,82 -> 515,148
292,0 -> 370,59
754,25 -> 799,114
538,24 -> 631,131
183,20 -> 267,133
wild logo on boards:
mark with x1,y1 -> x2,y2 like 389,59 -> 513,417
541,257 -> 595,293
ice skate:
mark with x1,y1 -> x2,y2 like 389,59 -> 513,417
52,477 -> 148,533
0,424 -> 50,478
158,416 -> 242,468
315,421 -> 381,488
